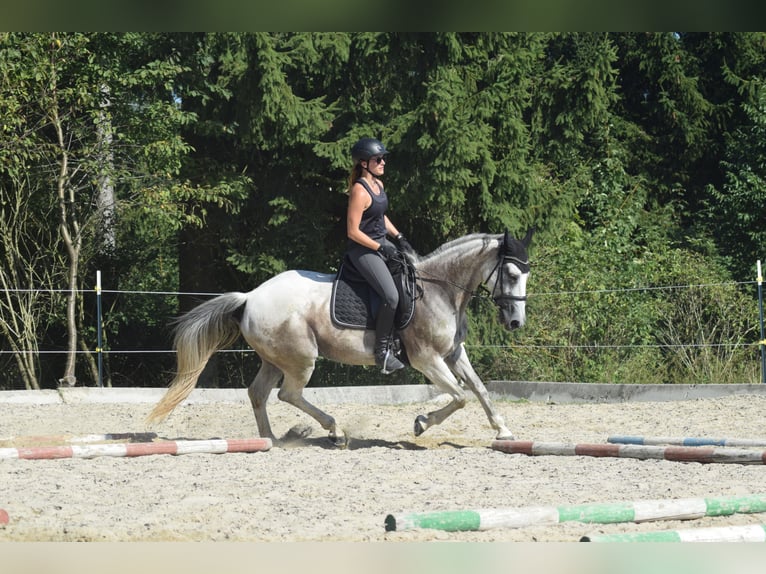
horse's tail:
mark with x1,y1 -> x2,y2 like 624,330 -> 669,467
145,292 -> 248,425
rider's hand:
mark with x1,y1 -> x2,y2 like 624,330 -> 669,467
395,233 -> 415,255
377,243 -> 398,260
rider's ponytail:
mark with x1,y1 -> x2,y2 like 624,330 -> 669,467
346,163 -> 364,194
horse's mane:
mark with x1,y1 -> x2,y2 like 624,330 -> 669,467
418,233 -> 498,265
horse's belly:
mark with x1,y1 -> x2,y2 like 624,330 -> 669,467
316,327 -> 373,366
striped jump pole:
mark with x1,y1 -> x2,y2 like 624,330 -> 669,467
0,432 -> 158,446
491,440 -> 766,464
582,523 -> 766,543
0,508 -> 8,525
608,435 -> 766,448
384,494 -> 766,532
0,437 -> 271,460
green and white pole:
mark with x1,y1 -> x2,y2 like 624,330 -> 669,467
384,494 -> 766,532
582,523 -> 766,543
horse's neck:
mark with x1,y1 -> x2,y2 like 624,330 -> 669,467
419,234 -> 500,297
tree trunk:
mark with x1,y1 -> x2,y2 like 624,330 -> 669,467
96,83 -> 116,256
79,337 -> 103,387
52,103 -> 81,388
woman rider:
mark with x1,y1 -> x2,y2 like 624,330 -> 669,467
345,137 -> 414,374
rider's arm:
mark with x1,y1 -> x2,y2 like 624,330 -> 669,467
384,216 -> 401,239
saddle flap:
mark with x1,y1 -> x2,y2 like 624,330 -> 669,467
330,253 -> 417,331
331,262 -> 376,330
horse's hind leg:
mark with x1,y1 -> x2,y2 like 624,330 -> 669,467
247,361 -> 283,440
447,344 -> 514,440
277,362 -> 347,447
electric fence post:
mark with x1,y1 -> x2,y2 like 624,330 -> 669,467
96,270 -> 103,388
758,260 -> 765,384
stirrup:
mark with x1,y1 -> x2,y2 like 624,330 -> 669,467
378,348 -> 405,374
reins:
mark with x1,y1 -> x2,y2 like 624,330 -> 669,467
408,238 -> 529,306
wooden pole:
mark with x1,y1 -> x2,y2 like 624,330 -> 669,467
582,523 -> 766,542
492,440 -> 766,464
607,435 -> 766,447
0,432 -> 158,446
0,437 -> 271,460
385,494 -> 766,532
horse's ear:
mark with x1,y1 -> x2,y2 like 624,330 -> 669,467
503,230 -> 511,247
522,227 -> 535,247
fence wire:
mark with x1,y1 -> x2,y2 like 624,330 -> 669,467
0,280 -> 762,356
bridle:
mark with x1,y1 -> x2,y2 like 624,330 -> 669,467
483,233 -> 529,307
414,233 -> 529,309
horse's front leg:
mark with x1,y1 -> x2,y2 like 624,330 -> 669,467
411,357 -> 468,437
447,344 -> 514,440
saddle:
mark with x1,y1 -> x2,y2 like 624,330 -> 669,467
330,251 -> 418,333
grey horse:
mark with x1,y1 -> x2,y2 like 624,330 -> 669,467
146,230 -> 533,447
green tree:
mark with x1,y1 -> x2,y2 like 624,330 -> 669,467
705,79 -> 766,281
613,33 -> 714,205
4,32 -> 764,390
0,32 -> 237,388
468,33 -> 764,386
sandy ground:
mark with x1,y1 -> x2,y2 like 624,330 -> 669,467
2,393 -> 766,543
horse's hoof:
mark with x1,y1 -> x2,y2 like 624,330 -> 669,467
284,423 -> 313,441
329,433 -> 348,449
496,432 -> 515,441
414,415 -> 427,437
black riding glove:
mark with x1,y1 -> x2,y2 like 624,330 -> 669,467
377,243 -> 398,260
395,233 -> 415,255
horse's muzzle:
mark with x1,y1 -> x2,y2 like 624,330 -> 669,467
499,306 -> 525,330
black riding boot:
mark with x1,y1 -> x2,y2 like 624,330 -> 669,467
375,335 -> 405,374
374,303 -> 405,374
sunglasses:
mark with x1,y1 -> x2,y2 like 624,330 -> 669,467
370,155 -> 386,164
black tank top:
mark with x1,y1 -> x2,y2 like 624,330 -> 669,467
355,178 -> 387,241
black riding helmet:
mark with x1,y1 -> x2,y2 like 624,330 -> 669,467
351,137 -> 388,163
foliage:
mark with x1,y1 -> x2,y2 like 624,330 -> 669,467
0,32 -> 244,387
468,228 -> 759,386
705,78 -> 766,282
1,32 -> 765,390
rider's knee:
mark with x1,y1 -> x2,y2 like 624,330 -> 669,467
382,289 -> 399,309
